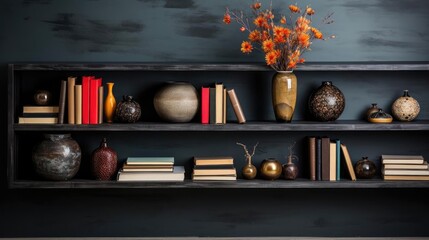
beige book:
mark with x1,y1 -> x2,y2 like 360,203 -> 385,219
227,89 -> 246,124
383,162 -> 428,170
67,76 -> 76,124
340,144 -> 356,181
98,86 -> 104,124
383,175 -> 429,181
215,83 -> 224,124
382,169 -> 429,176
23,106 -> 59,113
75,85 -> 82,124
223,88 -> 227,124
329,142 -> 337,181
19,117 -> 58,124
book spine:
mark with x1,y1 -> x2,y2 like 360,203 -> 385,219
308,136 -> 316,181
98,85 -> 104,124
201,87 -> 209,124
209,87 -> 216,124
335,139 -> 341,180
89,78 -> 100,124
75,85 -> 82,124
223,87 -> 227,124
215,83 -> 224,124
58,80 -> 67,124
321,136 -> 330,181
67,77 -> 76,124
227,89 -> 246,124
82,76 -> 90,124
316,137 -> 322,181
329,142 -> 337,181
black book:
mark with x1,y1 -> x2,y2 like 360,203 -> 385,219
316,137 -> 322,181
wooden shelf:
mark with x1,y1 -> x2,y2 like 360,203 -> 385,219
10,62 -> 429,72
9,179 -> 429,189
13,120 -> 429,132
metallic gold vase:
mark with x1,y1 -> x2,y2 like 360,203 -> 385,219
272,71 -> 297,122
259,158 -> 282,180
242,157 -> 257,180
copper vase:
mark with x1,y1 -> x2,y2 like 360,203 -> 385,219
259,158 -> 282,180
272,71 -> 297,122
91,138 -> 118,180
242,157 -> 257,180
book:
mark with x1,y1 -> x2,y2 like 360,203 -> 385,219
209,87 -> 216,124
121,166 -> 174,172
22,112 -> 58,118
329,141 -> 337,181
308,136 -> 316,181
321,136 -> 330,181
383,162 -> 428,170
117,166 -> 185,181
19,117 -> 58,124
382,169 -> 429,176
193,165 -> 236,176
126,157 -> 174,165
75,85 -> 82,124
193,156 -> 234,166
335,139 -> 341,181
98,86 -> 104,124
223,87 -> 227,124
90,77 -> 102,124
201,86 -> 210,124
67,76 -> 76,124
122,164 -> 173,170
316,137 -> 322,181
340,144 -> 356,181
383,175 -> 429,181
227,89 -> 246,124
192,174 -> 237,181
381,155 -> 424,164
58,80 -> 67,124
215,82 -> 224,124
82,76 -> 91,124
23,106 -> 59,113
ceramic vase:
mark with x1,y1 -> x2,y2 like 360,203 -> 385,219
282,156 -> 299,180
242,157 -> 257,180
115,95 -> 141,123
391,90 -> 420,121
366,103 -> 380,121
91,138 -> 118,180
32,133 -> 81,181
272,71 -> 297,122
354,157 -> 376,179
308,81 -> 345,121
153,81 -> 199,123
104,82 -> 117,123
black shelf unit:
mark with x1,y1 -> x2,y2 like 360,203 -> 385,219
8,62 -> 429,189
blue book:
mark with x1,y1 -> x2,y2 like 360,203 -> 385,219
126,157 -> 174,165
335,139 -> 341,180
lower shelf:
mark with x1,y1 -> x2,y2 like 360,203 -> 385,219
8,179 -> 429,189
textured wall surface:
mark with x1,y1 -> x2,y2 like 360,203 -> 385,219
1,0 -> 429,238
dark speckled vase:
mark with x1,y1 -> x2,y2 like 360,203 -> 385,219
32,134 -> 81,181
115,95 -> 141,123
308,81 -> 345,121
91,138 -> 118,180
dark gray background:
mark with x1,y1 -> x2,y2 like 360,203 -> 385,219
1,0 -> 429,238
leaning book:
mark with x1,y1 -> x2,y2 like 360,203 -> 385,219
117,166 -> 185,182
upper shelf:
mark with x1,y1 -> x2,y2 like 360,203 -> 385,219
10,62 -> 429,72
13,120 -> 429,132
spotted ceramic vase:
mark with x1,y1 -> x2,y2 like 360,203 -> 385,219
115,95 -> 141,123
91,138 -> 118,180
308,81 -> 345,121
391,90 -> 420,121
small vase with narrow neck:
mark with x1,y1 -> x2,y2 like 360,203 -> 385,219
104,82 -> 116,123
272,71 -> 297,122
242,156 -> 257,180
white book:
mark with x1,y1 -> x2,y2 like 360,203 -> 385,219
117,166 -> 184,182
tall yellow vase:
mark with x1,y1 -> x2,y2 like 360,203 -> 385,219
104,82 -> 116,123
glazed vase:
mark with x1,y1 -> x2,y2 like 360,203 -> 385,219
354,157 -> 376,179
272,71 -> 297,122
153,81 -> 199,123
308,81 -> 345,121
115,95 -> 141,123
259,158 -> 282,180
91,138 -> 118,180
366,103 -> 380,121
104,82 -> 117,123
391,90 -> 420,121
368,109 -> 393,124
282,156 -> 299,180
32,134 -> 81,181
242,157 -> 257,180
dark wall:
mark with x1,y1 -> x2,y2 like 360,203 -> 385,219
2,0 -> 429,238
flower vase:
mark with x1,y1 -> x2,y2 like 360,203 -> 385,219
242,157 -> 257,180
272,71 -> 297,122
91,137 -> 118,180
104,82 -> 116,123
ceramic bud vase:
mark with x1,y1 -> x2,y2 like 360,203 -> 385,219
391,90 -> 420,121
104,82 -> 117,123
283,155 -> 299,180
91,138 -> 118,180
242,156 -> 257,180
308,81 -> 345,121
272,71 -> 297,122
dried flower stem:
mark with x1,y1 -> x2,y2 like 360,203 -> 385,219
236,142 -> 259,160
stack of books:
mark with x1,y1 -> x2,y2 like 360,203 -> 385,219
382,155 -> 429,180
19,106 -> 59,124
117,157 -> 185,182
192,156 -> 237,181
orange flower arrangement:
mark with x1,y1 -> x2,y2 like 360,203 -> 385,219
223,1 -> 334,71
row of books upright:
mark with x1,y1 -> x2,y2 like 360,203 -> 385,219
201,83 -> 246,124
381,154 -> 429,180
19,76 -> 104,124
308,136 -> 356,181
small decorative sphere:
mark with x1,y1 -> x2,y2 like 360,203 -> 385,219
34,90 -> 52,106
259,158 -> 282,180
354,157 -> 376,179
391,90 -> 420,121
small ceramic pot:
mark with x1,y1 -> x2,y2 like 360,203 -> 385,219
391,90 -> 420,121
366,103 -> 380,121
259,158 -> 282,180
115,95 -> 141,123
354,157 -> 376,179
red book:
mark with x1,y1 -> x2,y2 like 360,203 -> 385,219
82,76 -> 91,124
89,77 -> 102,124
201,86 -> 210,124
